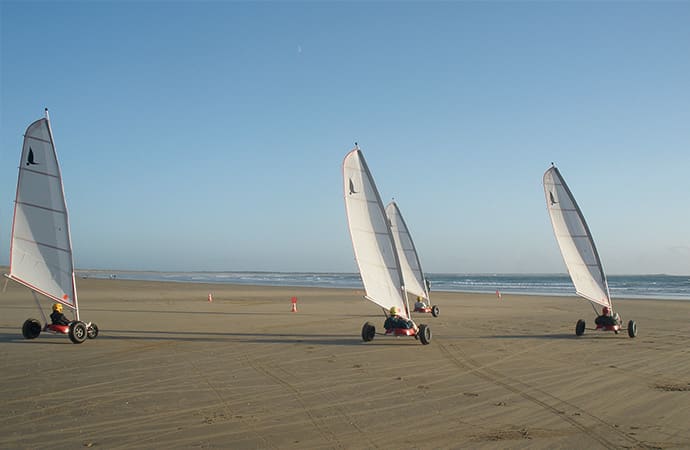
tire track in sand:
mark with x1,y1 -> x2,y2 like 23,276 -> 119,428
182,348 -> 274,450
436,339 -> 646,449
243,353 -> 344,449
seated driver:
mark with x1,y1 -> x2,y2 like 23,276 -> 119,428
594,306 -> 619,327
414,296 -> 427,310
50,303 -> 71,326
384,306 -> 418,332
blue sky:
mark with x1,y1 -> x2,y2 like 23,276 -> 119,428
1,1 -> 689,275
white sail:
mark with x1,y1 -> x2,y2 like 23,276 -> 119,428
343,148 -> 408,318
543,166 -> 611,308
385,201 -> 429,301
8,112 -> 78,312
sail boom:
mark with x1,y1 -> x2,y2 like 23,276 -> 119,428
5,274 -> 77,310
575,289 -> 611,307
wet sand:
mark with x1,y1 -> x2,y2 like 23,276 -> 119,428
1,277 -> 689,449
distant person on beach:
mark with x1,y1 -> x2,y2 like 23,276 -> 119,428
425,278 -> 431,292
50,303 -> 71,326
414,296 -> 427,310
384,306 -> 418,331
595,306 -> 619,327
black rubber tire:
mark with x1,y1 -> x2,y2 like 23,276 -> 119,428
361,322 -> 375,342
627,320 -> 637,338
22,319 -> 42,339
431,305 -> 439,317
419,324 -> 432,345
69,321 -> 87,344
87,323 -> 99,339
575,319 -> 586,337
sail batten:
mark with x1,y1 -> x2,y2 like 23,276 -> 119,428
9,115 -> 78,312
15,201 -> 66,214
12,236 -> 71,253
21,172 -> 60,181
26,134 -> 52,143
543,166 -> 611,308
343,148 -> 408,318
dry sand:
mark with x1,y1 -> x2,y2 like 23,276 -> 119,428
1,276 -> 689,449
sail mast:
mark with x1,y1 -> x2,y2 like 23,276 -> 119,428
386,201 -> 429,301
44,109 -> 80,320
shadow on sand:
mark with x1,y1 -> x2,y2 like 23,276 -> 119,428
483,333 -> 577,340
0,328 -> 370,347
105,329 -> 369,346
0,329 -> 71,344
483,332 -> 628,340
8,305 -> 380,320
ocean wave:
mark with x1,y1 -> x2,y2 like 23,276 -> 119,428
77,271 -> 690,300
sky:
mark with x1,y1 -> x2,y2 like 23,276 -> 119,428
1,1 -> 689,275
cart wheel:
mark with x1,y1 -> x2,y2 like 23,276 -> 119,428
627,320 -> 637,338
361,322 -> 375,342
419,324 -> 432,345
22,319 -> 42,339
69,321 -> 88,344
575,319 -> 586,337
431,305 -> 439,317
87,323 -> 99,339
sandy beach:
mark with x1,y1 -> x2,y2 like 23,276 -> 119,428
1,277 -> 689,449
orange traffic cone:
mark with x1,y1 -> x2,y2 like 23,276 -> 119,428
208,293 -> 213,303
290,296 -> 297,312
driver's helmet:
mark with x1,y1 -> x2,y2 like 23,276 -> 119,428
602,306 -> 610,316
52,303 -> 63,313
389,306 -> 398,315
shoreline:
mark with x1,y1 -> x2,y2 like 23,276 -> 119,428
4,266 -> 688,300
79,276 -> 690,303
74,268 -> 690,301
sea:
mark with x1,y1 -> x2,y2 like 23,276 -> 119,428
78,271 -> 690,301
